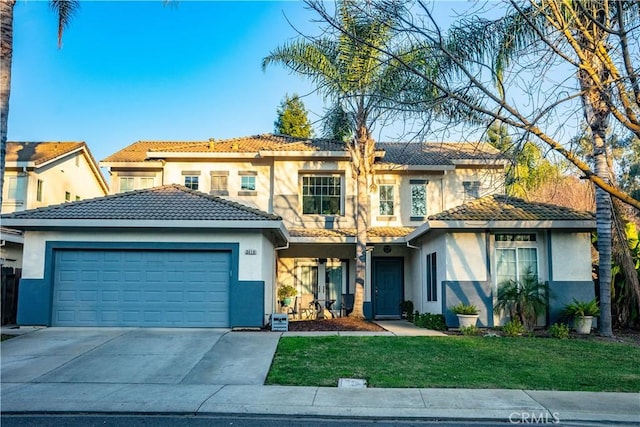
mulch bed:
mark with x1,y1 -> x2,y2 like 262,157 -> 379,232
286,317 -> 386,332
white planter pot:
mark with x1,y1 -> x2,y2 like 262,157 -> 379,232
574,316 -> 593,334
457,314 -> 479,328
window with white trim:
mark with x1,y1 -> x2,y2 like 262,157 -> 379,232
495,233 -> 539,286
411,183 -> 426,218
241,176 -> 256,191
184,176 -> 199,190
379,185 -> 394,216
119,177 -> 135,193
302,175 -> 342,215
36,179 -> 44,202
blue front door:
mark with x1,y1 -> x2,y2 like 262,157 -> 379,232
373,257 -> 403,318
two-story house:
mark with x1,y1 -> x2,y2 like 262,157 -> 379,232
2,134 -> 595,328
1,141 -> 108,268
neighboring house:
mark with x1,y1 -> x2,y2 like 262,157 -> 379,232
1,142 -> 109,268
2,134 -> 596,328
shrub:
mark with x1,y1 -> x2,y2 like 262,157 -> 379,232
460,325 -> 480,336
563,299 -> 600,318
548,323 -> 570,339
400,300 -> 414,321
494,271 -> 548,331
413,312 -> 447,331
449,302 -> 479,315
503,318 -> 526,337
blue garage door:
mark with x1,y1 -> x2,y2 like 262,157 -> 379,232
52,250 -> 230,327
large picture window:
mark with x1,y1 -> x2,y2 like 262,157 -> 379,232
496,247 -> 538,285
302,176 -> 342,215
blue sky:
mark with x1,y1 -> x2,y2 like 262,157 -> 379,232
8,1 -> 464,164
8,1 -> 329,162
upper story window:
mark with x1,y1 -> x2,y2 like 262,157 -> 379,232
410,180 -> 427,219
184,176 -> 199,190
238,171 -> 257,196
379,185 -> 394,216
210,171 -> 229,196
182,171 -> 200,190
5,176 -> 24,201
36,180 -> 44,202
463,181 -> 480,200
302,175 -> 342,215
119,177 -> 135,193
118,176 -> 154,193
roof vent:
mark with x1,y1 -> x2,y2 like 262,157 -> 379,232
232,143 -> 239,151
208,138 -> 215,150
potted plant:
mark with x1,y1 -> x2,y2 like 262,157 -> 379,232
277,284 -> 297,307
449,302 -> 479,328
563,298 -> 600,334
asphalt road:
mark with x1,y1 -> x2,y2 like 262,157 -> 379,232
0,414 -> 625,427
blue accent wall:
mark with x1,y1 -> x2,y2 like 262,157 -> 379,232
231,281 -> 265,327
18,241 -> 244,327
548,281 -> 595,324
443,281 -> 493,327
363,301 -> 372,320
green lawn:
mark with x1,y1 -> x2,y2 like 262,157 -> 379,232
266,336 -> 640,392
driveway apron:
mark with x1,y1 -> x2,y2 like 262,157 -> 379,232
1,328 -> 280,386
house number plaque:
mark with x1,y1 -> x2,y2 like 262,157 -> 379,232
245,249 -> 257,255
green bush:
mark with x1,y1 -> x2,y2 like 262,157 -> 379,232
460,325 -> 480,335
503,319 -> 526,337
449,302 -> 479,315
548,323 -> 570,339
494,272 -> 548,331
413,312 -> 447,331
563,299 -> 600,318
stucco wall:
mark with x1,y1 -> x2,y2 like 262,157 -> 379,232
445,232 -> 487,282
3,151 -> 106,213
550,232 -> 592,281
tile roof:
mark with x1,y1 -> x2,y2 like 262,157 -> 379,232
376,142 -> 504,165
428,195 -> 595,222
101,134 -> 504,165
6,142 -> 86,165
101,134 -> 346,162
288,227 -> 416,239
1,185 -> 281,221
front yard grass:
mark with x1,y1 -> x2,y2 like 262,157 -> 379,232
265,336 -> 640,392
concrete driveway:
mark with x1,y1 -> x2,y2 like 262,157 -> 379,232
1,328 -> 280,386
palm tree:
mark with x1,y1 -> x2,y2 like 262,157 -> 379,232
263,2 -> 439,318
494,272 -> 549,332
0,0 -> 79,207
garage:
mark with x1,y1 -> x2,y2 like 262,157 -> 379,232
52,249 -> 230,327
1,185 -> 288,328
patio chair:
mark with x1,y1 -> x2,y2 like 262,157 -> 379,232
288,293 -> 316,320
341,294 -> 354,317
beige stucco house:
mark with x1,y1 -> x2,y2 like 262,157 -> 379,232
1,142 -> 108,268
2,134 -> 595,328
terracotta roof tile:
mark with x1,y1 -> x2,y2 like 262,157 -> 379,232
428,195 -> 595,221
102,134 -> 346,162
6,142 -> 86,165
1,185 -> 281,221
376,142 -> 504,165
102,135 -> 504,166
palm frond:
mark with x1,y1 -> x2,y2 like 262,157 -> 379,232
50,0 -> 79,48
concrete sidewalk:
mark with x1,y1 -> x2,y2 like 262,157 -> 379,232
2,383 -> 638,423
1,324 -> 638,423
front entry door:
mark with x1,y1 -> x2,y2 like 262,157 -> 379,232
373,257 -> 403,319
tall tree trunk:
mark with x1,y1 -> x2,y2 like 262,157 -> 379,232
593,131 -> 614,336
351,167 -> 368,319
0,0 -> 16,208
